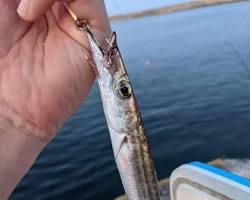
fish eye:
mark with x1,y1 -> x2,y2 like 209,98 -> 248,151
116,80 -> 132,100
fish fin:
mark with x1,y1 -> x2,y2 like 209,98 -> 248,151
114,135 -> 127,162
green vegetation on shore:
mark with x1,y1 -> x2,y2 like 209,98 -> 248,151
110,0 -> 248,21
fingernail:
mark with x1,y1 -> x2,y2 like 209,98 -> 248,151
17,0 -> 29,17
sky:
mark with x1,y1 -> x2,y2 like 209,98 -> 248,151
104,0 -> 191,16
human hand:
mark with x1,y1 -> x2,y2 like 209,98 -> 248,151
0,0 -> 111,142
0,1 -> 111,199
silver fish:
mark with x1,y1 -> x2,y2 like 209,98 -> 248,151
87,30 -> 160,200
71,14 -> 160,199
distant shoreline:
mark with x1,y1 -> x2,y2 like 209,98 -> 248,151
110,0 -> 248,21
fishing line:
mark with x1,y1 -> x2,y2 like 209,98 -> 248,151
106,0 -> 123,15
217,19 -> 250,77
224,39 -> 250,77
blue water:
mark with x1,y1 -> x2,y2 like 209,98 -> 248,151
10,2 -> 250,200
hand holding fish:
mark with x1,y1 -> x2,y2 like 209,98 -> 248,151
0,0 -> 111,140
0,0 -> 110,199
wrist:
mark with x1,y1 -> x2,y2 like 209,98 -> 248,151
0,102 -> 48,199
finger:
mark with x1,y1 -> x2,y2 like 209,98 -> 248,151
53,0 -> 111,49
0,1 -> 30,57
17,0 -> 57,21
68,0 -> 111,34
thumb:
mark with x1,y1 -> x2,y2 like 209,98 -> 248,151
17,0 -> 57,21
